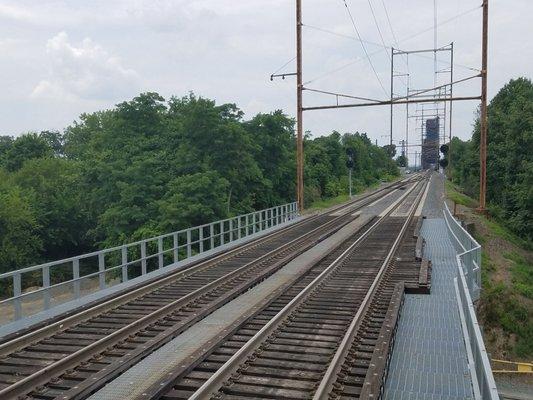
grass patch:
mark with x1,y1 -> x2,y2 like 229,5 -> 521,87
307,194 -> 350,212
483,286 -> 533,358
485,219 -> 532,251
445,180 -> 478,208
504,252 -> 533,300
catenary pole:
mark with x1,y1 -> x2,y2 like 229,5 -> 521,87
478,0 -> 488,212
296,0 -> 304,211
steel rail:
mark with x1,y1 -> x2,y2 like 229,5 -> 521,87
0,178 -> 416,400
0,176 -> 412,349
312,177 -> 428,399
0,212 -> 354,399
187,179 -> 424,399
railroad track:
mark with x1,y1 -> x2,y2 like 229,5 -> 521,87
141,177 -> 430,400
0,176 -> 420,400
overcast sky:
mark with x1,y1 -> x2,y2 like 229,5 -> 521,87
0,0 -> 530,160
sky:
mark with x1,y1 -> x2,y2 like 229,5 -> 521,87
0,0 -> 531,161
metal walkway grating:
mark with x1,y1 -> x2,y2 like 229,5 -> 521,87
383,218 -> 475,400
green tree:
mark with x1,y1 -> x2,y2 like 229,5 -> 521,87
450,77 -> 533,240
396,155 -> 408,167
11,158 -> 88,259
157,171 -> 230,232
2,133 -> 53,171
0,175 -> 41,274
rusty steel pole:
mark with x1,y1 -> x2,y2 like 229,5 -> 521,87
390,47 -> 394,146
296,0 -> 304,211
449,42 -> 454,172
478,0 -> 488,211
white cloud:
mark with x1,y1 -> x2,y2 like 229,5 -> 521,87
30,32 -> 140,101
0,0 -> 529,146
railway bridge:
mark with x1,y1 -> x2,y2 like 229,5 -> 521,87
0,172 -> 499,400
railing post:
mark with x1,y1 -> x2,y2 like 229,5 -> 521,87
220,221 -> 225,245
73,259 -> 80,299
186,229 -> 192,258
229,219 -> 234,242
42,265 -> 50,310
210,224 -> 215,250
199,228 -> 204,253
121,247 -> 128,282
237,217 -> 242,239
158,237 -> 164,269
252,213 -> 256,234
98,253 -> 106,289
173,233 -> 179,263
13,272 -> 22,320
141,242 -> 147,275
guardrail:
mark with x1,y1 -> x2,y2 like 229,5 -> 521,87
443,201 -> 481,300
0,202 -> 299,323
444,201 -> 499,399
455,265 -> 500,400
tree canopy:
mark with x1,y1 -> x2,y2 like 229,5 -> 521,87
449,77 -> 533,240
0,92 -> 398,273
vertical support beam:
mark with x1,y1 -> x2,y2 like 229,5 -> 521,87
478,0 -> 489,212
158,237 -> 164,268
406,75 -> 409,165
186,230 -> 192,258
173,233 -> 179,263
210,224 -> 215,250
121,247 -> 128,283
141,241 -> 147,275
390,47 -> 394,146
199,228 -> 204,253
252,213 -> 256,234
13,273 -> 22,320
98,253 -> 105,290
296,0 -> 304,211
348,168 -> 352,197
42,266 -> 50,310
73,258 -> 80,299
449,42 -> 454,171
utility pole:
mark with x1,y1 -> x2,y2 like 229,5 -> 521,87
390,47 -> 394,146
449,42 -> 454,172
296,0 -> 304,211
478,0 -> 488,212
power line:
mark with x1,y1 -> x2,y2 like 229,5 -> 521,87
303,4 -> 481,85
380,0 -> 409,72
366,0 -> 408,87
380,0 -> 399,48
271,56 -> 296,76
341,0 -> 389,97
367,0 -> 390,58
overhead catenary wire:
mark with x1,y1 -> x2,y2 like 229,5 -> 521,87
303,4 -> 481,86
366,0 -> 408,87
341,0 -> 389,97
271,56 -> 297,76
380,0 -> 410,71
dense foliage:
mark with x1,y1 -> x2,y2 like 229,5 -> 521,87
0,92 -> 398,273
449,78 -> 533,240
